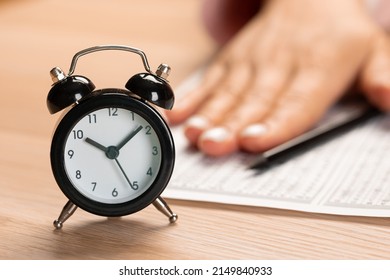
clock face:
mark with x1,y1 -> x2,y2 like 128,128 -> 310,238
50,91 -> 175,216
64,107 -> 162,204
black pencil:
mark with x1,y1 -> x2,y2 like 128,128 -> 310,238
248,105 -> 381,170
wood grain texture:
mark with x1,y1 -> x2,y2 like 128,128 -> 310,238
0,0 -> 389,260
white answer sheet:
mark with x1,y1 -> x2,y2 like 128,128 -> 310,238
164,72 -> 390,217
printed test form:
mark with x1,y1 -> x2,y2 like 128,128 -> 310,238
164,72 -> 390,217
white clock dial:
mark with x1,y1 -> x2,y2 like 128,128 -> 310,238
63,107 -> 162,204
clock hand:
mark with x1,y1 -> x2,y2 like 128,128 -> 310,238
114,158 -> 138,190
85,137 -> 108,152
116,125 -> 143,151
86,137 -> 122,160
86,137 -> 138,190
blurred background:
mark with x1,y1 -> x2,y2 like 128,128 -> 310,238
0,0 -> 215,137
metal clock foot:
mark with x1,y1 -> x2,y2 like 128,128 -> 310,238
152,196 -> 178,223
53,200 -> 78,229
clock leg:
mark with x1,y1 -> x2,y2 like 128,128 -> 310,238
152,196 -> 178,223
53,200 -> 78,229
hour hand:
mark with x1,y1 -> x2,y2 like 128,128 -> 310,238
85,137 -> 108,152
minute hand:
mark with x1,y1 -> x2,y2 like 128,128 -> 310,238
116,125 -> 143,150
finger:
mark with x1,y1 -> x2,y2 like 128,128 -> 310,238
239,66 -> 341,152
225,44 -> 294,131
198,48 -> 294,156
360,33 -> 390,111
183,62 -> 253,145
239,32 -> 373,153
165,62 -> 225,124
166,14 -> 265,125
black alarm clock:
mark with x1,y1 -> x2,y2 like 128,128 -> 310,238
47,45 -> 177,229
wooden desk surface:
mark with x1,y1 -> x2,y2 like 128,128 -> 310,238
1,0 -> 389,260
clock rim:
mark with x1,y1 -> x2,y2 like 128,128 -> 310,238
50,89 -> 175,217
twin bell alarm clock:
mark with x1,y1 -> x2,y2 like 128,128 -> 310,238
46,45 -> 177,229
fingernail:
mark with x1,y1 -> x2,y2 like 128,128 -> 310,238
200,127 -> 231,142
240,124 -> 267,138
185,115 -> 210,130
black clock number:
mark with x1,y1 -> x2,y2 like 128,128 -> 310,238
152,146 -> 158,155
88,114 -> 97,124
91,182 -> 97,191
75,170 -> 82,179
68,150 -> 74,159
145,125 -> 152,135
147,167 -> 152,176
112,188 -> 118,197
108,108 -> 118,116
72,130 -> 84,140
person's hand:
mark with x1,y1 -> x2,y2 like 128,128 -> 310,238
166,0 -> 390,156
